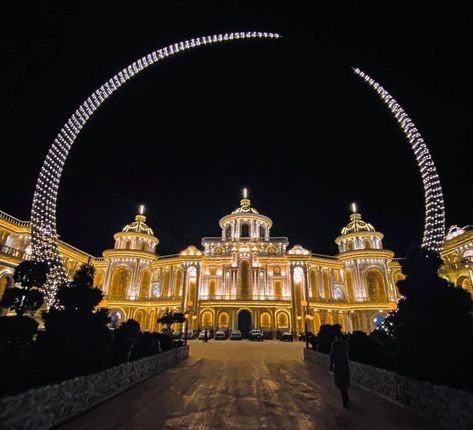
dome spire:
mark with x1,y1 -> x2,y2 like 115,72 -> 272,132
240,187 -> 251,209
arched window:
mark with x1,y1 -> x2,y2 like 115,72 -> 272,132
259,225 -> 265,238
218,312 -> 229,329
313,313 -> 321,334
273,280 -> 282,297
110,267 -> 130,298
323,271 -> 331,299
125,240 -> 131,249
208,279 -> 217,297
326,313 -> 334,325
139,270 -> 151,299
141,242 -> 148,251
345,271 -> 354,301
346,241 -> 354,251
277,312 -> 289,329
201,311 -> 213,328
310,270 -> 318,298
238,260 -> 251,297
134,309 -> 145,330
366,269 -> 387,301
225,226 -> 232,239
363,238 -> 371,249
240,223 -> 250,237
260,312 -> 271,329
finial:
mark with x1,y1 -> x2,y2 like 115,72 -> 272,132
351,202 -> 357,214
136,204 -> 146,223
240,187 -> 250,209
138,204 -> 145,215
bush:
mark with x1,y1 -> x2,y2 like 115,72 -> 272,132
34,264 -> 112,383
111,319 -> 141,364
156,332 -> 174,351
347,331 -> 384,367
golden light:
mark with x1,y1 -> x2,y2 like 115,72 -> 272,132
191,315 -> 197,320
98,299 -> 109,308
184,313 -> 190,319
187,300 -> 193,307
138,204 -> 145,215
301,299 -> 308,306
296,315 -> 302,320
388,301 -> 397,311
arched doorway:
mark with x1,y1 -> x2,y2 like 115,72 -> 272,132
238,309 -> 252,338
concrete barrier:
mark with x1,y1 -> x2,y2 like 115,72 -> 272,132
304,348 -> 473,429
0,346 -> 189,430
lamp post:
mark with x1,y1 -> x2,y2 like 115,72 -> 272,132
301,299 -> 309,349
183,300 -> 193,346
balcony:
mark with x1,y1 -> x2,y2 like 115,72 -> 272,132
0,244 -> 31,261
199,294 -> 291,301
202,236 -> 289,244
441,256 -> 473,272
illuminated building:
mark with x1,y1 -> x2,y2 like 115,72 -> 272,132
2,192 -> 410,335
439,225 -> 473,295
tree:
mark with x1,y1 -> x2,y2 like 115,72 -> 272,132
34,264 -> 112,382
0,260 -> 48,316
379,246 -> 473,390
347,331 -> 383,367
157,310 -> 186,333
0,260 -> 48,394
311,324 -> 337,353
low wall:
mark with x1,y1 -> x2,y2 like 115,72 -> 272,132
0,346 -> 189,430
304,348 -> 473,429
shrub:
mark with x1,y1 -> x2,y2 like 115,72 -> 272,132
111,319 -> 141,364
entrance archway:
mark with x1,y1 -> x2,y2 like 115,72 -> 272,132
238,310 -> 252,338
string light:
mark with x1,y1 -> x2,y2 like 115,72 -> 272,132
353,68 -> 446,254
30,31 -> 281,307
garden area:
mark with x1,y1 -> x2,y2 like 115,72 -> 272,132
0,261 -> 185,398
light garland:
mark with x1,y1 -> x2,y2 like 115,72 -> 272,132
353,68 -> 446,254
30,31 -> 280,307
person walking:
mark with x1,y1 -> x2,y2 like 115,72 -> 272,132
204,329 -> 208,343
329,325 -> 350,407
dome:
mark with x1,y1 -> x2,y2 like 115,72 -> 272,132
123,214 -> 154,236
341,213 -> 376,235
231,198 -> 260,214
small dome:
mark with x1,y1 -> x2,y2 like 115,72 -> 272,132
123,214 -> 154,236
341,213 -> 376,235
232,198 -> 260,214
287,245 -> 310,255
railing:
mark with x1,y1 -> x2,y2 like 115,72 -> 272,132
441,257 -> 473,272
202,237 -> 289,244
0,210 -> 31,227
0,244 -> 32,261
106,294 -> 182,302
199,294 -> 291,301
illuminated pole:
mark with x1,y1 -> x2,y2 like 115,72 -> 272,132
353,68 -> 446,253
30,32 -> 280,307
301,299 -> 309,348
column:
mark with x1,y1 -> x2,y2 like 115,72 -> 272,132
289,265 -> 297,336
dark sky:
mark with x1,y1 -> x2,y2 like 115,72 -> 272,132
1,2 -> 471,257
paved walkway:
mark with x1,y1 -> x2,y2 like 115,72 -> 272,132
60,340 -> 443,430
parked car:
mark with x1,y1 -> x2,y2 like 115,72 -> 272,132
249,329 -> 264,341
214,330 -> 226,340
299,331 -> 314,342
198,330 -> 208,340
281,332 -> 294,342
186,331 -> 196,339
230,330 -> 242,340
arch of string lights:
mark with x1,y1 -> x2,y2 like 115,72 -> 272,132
353,68 -> 446,253
30,31 -> 281,307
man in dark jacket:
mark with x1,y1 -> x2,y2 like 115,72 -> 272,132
330,325 -> 350,407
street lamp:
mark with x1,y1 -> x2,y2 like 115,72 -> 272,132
301,299 -> 309,349
183,300 -> 193,346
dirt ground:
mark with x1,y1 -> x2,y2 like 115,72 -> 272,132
59,340 -> 444,430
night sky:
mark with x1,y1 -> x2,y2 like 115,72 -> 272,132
2,3 -> 471,258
